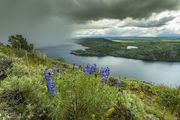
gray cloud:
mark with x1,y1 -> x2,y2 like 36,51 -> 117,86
126,16 -> 176,28
0,0 -> 72,47
0,0 -> 180,47
0,0 -> 53,25
135,16 -> 175,27
55,0 -> 179,22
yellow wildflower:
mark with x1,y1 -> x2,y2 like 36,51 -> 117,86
106,107 -> 115,116
140,91 -> 144,95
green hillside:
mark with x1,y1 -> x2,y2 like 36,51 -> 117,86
71,38 -> 180,62
0,43 -> 179,120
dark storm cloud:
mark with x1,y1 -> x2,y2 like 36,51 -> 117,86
0,0 -> 53,25
0,0 -> 180,47
0,0 -> 72,47
55,0 -> 179,22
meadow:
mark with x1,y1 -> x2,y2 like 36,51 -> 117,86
0,42 -> 180,120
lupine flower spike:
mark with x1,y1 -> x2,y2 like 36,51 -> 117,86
100,67 -> 111,82
83,64 -> 90,75
44,68 -> 56,95
90,64 -> 96,74
100,67 -> 104,75
102,70 -> 108,82
52,64 -> 57,75
106,67 -> 110,76
58,64 -> 62,72
116,80 -> 121,87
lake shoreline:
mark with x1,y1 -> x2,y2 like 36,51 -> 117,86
71,50 -> 180,63
71,38 -> 180,62
39,43 -> 180,87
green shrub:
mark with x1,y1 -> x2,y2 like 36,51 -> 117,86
118,91 -> 146,119
157,85 -> 180,115
49,72 -> 119,120
108,77 -> 119,86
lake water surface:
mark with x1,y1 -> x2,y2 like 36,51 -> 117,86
39,43 -> 180,87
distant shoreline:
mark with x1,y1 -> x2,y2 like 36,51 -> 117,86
71,51 -> 180,62
71,38 -> 180,62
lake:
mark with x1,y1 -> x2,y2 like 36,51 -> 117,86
39,42 -> 180,87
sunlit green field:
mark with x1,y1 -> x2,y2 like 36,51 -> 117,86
161,39 -> 180,42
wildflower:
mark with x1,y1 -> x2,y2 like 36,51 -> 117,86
116,80 -> 121,87
102,72 -> 108,82
106,107 -> 115,117
99,67 -> 104,75
90,64 -> 96,74
100,67 -> 111,82
106,67 -> 110,76
44,68 -> 56,95
58,64 -> 62,72
52,64 -> 57,75
140,91 -> 144,95
83,64 -> 90,75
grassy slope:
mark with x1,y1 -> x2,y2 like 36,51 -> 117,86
0,44 -> 179,120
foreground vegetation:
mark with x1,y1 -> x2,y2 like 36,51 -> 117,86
0,39 -> 180,120
71,38 -> 180,62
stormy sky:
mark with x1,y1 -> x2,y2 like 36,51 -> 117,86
0,0 -> 180,47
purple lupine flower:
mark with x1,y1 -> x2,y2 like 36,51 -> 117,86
102,75 -> 108,81
52,64 -> 57,75
116,80 -> 121,87
44,68 -> 56,95
90,64 -> 96,74
102,70 -> 108,81
58,64 -> 62,72
106,67 -> 110,76
100,67 -> 111,82
83,65 -> 90,75
100,67 -> 104,75
83,65 -> 88,75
